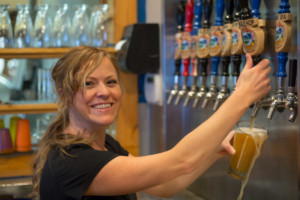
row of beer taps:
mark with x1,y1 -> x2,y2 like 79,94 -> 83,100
167,0 -> 298,122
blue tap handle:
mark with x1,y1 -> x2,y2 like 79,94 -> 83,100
277,52 -> 288,77
193,0 -> 203,34
278,0 -> 290,14
211,57 -> 220,76
251,0 -> 261,18
215,0 -> 225,26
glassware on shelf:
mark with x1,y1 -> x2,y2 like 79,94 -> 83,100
32,4 -> 52,48
52,4 -> 71,47
70,4 -> 90,47
90,4 -> 108,47
0,5 -> 14,48
37,67 -> 56,102
14,4 -> 33,48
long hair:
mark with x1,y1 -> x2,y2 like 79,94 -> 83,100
31,46 -> 121,199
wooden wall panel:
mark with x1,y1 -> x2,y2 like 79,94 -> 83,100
114,0 -> 139,156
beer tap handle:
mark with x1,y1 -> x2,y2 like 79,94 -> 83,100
177,1 -> 186,32
279,0 -> 290,14
222,57 -> 230,76
182,59 -> 190,77
286,59 -> 297,122
215,0 -> 225,26
193,0 -> 203,32
184,0 -> 194,33
203,0 -> 213,29
238,0 -> 252,20
251,0 -> 261,18
277,52 -> 288,78
211,57 -> 220,76
288,59 -> 297,88
232,55 -> 241,77
225,0 -> 234,24
200,58 -> 208,76
234,0 -> 241,20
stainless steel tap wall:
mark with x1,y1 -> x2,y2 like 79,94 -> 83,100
162,0 -> 299,199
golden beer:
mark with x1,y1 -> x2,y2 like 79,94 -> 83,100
228,122 -> 268,180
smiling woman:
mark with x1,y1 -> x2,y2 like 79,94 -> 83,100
31,46 -> 271,200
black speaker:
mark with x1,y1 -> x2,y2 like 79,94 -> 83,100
116,23 -> 160,74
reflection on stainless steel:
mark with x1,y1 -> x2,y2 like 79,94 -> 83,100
163,0 -> 300,199
0,177 -> 32,198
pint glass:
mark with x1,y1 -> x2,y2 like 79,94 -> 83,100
227,121 -> 268,180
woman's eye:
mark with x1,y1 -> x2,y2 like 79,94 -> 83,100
107,79 -> 118,85
85,81 -> 94,86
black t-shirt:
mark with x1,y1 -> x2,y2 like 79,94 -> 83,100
40,134 -> 137,200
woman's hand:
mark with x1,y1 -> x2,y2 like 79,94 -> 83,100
235,54 -> 271,106
216,130 -> 236,158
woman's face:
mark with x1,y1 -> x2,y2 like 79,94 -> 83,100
70,57 -> 122,128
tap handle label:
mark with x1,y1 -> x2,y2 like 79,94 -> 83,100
231,22 -> 244,54
240,18 -> 265,56
275,13 -> 292,52
210,26 -> 224,57
222,23 -> 233,57
197,28 -> 210,58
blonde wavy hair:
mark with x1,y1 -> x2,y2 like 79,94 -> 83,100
31,46 -> 121,199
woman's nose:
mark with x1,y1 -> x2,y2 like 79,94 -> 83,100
95,84 -> 109,98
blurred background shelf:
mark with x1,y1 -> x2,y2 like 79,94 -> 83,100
0,47 -> 117,59
0,103 -> 58,114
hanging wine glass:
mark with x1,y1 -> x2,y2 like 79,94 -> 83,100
52,4 -> 71,47
0,5 -> 14,48
90,4 -> 108,47
14,4 -> 33,48
32,4 -> 52,47
70,4 -> 89,47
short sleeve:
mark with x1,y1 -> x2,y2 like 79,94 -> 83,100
105,134 -> 129,156
40,144 -> 118,200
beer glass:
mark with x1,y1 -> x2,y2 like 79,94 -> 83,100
32,4 -> 52,47
14,4 -> 33,48
70,4 -> 89,46
0,5 -> 14,48
52,4 -> 71,47
227,121 -> 268,180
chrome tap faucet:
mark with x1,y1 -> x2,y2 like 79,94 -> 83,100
167,2 -> 185,105
267,52 -> 288,119
202,57 -> 219,108
193,58 -> 208,108
213,57 -> 230,110
267,77 -> 286,119
184,58 -> 199,106
285,59 -> 297,122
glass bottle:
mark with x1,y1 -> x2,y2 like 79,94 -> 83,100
0,5 -> 14,48
53,4 -> 71,47
32,4 -> 52,47
70,4 -> 89,46
14,4 -> 33,48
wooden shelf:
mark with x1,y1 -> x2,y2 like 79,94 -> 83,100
0,47 -> 117,59
0,103 -> 58,114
